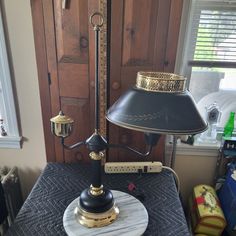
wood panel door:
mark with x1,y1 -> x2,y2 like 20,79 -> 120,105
32,0 -> 100,163
31,0 -> 182,163
108,0 -> 183,162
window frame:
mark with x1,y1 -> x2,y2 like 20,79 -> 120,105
175,0 -> 236,154
0,7 -> 21,148
176,0 -> 236,78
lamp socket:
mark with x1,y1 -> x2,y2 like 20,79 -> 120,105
104,162 -> 163,174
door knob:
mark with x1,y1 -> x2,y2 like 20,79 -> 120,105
120,134 -> 132,145
80,36 -> 88,49
112,82 -> 120,90
90,81 -> 95,88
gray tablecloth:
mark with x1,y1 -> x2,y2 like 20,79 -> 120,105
6,163 -> 190,236
0,181 -> 8,224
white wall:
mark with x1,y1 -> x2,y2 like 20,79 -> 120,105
0,0 -> 47,199
175,153 -> 217,207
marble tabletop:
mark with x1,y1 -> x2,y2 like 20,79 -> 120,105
63,190 -> 148,236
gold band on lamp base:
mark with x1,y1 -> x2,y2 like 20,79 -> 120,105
74,204 -> 119,228
90,185 -> 104,196
89,151 -> 104,161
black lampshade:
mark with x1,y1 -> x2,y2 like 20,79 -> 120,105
107,72 -> 207,135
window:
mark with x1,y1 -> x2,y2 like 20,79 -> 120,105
0,8 -> 21,148
177,0 -> 236,135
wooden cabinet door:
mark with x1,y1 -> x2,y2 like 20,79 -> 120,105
32,0 -> 100,163
108,0 -> 183,162
32,0 -> 182,163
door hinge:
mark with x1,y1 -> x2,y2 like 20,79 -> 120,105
47,72 -> 51,85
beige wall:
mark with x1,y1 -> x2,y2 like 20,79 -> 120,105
0,0 -> 47,199
175,154 -> 217,207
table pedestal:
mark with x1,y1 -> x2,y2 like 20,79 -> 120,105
63,190 -> 148,236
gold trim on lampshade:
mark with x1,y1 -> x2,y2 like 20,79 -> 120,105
136,71 -> 186,93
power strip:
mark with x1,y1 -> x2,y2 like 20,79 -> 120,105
104,162 -> 163,174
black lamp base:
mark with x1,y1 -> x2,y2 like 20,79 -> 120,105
79,188 -> 114,213
75,188 -> 119,228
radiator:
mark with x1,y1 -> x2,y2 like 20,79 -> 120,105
0,167 -> 23,225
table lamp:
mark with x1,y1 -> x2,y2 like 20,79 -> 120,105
50,12 -> 207,229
